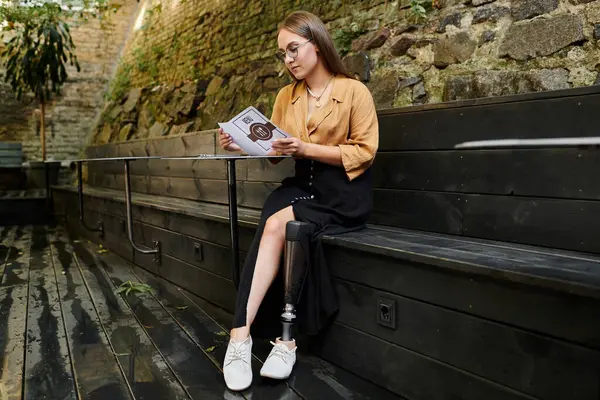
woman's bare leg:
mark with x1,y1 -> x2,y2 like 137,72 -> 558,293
230,205 -> 295,342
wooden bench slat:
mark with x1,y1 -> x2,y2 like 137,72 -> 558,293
378,87 -> 600,151
373,148 -> 600,201
371,189 -> 600,255
333,278 -> 600,399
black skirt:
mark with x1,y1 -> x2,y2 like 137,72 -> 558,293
232,158 -> 373,338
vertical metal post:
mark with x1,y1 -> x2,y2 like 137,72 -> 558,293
227,159 -> 240,289
77,161 -> 104,237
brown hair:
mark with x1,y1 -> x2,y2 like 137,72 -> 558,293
279,11 -> 354,80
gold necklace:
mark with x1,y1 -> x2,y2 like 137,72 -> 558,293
307,74 -> 335,108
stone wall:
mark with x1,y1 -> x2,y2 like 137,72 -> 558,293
0,0 -> 142,161
92,0 -> 391,143
363,0 -> 600,108
93,0 -> 600,144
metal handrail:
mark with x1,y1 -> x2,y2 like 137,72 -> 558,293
124,159 -> 161,263
72,153 -> 288,288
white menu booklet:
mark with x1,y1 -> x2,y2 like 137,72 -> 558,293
218,106 -> 290,156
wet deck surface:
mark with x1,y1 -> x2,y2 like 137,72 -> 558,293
0,224 -> 402,400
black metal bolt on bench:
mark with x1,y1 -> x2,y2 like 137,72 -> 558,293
71,154 -> 288,289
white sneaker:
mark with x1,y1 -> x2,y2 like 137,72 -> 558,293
223,336 -> 253,391
260,338 -> 297,379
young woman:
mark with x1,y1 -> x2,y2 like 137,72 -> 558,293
218,10 -> 379,391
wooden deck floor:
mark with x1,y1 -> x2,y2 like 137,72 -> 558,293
0,224 -> 401,400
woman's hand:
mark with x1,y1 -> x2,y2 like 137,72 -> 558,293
271,137 -> 306,157
218,128 -> 242,152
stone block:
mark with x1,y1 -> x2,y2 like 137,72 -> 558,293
436,12 -> 462,33
390,35 -> 417,57
433,32 -> 476,67
569,0 -> 595,5
398,76 -> 422,90
342,52 -> 371,81
443,69 -> 570,100
473,5 -> 510,23
412,82 -> 428,104
118,123 -> 135,142
511,0 -> 558,21
586,3 -> 600,24
205,76 -> 224,96
479,30 -> 496,45
149,121 -> 166,138
366,72 -> 399,108
351,28 -> 391,51
499,14 -> 584,60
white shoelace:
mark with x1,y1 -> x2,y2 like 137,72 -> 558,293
268,342 -> 296,364
225,341 -> 249,367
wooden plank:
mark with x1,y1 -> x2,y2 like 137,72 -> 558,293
130,269 -> 292,399
330,227 -> 600,297
23,225 -> 77,400
325,246 -> 600,350
88,160 -> 125,178
244,158 -> 295,182
135,251 -> 237,314
66,209 -> 133,263
318,322 -> 534,400
146,132 -> 215,157
88,172 -> 149,193
237,181 -> 277,209
371,189 -> 600,254
131,264 -> 406,400
378,91 -> 600,151
55,188 -> 259,251
54,185 -> 263,227
0,226 -> 30,400
333,279 -> 600,399
148,176 -> 229,204
146,159 -> 227,179
65,202 -> 240,313
461,194 -> 600,254
48,226 -> 132,399
132,221 -> 234,280
372,149 -> 600,200
69,231 -> 190,399
0,226 -> 15,270
371,189 -> 464,235
92,245 -> 242,399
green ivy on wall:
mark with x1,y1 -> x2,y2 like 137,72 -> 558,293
106,61 -> 132,102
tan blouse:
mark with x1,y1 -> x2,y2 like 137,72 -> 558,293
270,75 -> 379,181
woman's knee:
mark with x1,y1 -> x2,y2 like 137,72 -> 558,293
263,214 -> 286,240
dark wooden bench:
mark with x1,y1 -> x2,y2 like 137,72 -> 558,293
53,84 -> 600,400
0,142 -> 24,190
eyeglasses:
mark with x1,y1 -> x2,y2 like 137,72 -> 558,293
275,39 -> 312,63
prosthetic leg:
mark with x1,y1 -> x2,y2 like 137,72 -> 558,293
280,221 -> 311,342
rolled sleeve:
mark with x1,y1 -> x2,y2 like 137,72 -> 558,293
339,85 -> 379,181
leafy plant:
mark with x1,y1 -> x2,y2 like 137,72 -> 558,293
106,61 -> 132,101
332,22 -> 368,57
0,2 -> 81,160
116,280 -> 154,296
408,0 -> 433,22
